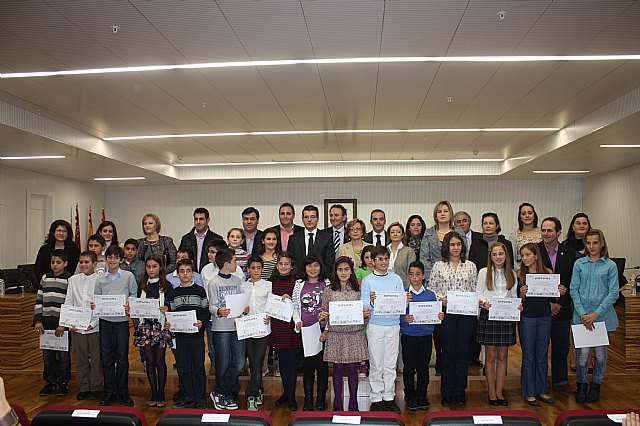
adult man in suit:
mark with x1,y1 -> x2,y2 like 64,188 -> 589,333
178,207 -> 223,273
538,217 -> 577,393
287,205 -> 335,277
364,209 -> 389,246
455,211 -> 482,257
323,204 -> 350,254
240,207 -> 263,256
267,202 -> 304,252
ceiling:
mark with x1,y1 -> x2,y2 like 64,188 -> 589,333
1,0 -> 640,184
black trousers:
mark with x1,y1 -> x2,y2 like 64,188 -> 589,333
276,348 -> 300,401
246,336 -> 269,397
175,333 -> 206,403
550,319 -> 571,387
99,320 -> 129,395
401,333 -> 432,400
439,313 -> 476,397
303,350 -> 328,397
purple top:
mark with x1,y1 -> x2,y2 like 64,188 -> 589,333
298,281 -> 327,328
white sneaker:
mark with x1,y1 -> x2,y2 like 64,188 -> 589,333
256,388 -> 264,406
275,368 -> 281,377
247,396 -> 258,411
210,392 -> 225,410
224,396 -> 239,410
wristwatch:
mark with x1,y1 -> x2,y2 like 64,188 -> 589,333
0,408 -> 19,426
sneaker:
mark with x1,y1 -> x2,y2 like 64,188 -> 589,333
224,396 -> 239,410
418,396 -> 430,410
247,396 -> 258,411
172,399 -> 195,408
256,388 -> 264,406
39,382 -> 56,396
275,368 -> 281,377
358,363 -> 367,378
56,383 -> 68,396
407,398 -> 419,411
211,392 -> 225,410
385,400 -> 401,413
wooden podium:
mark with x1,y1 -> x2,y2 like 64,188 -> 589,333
0,293 -> 41,370
610,288 -> 640,374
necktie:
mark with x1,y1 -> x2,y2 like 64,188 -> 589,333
376,234 -> 382,246
333,230 -> 340,253
307,232 -> 315,255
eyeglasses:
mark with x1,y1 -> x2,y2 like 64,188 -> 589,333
374,256 -> 390,262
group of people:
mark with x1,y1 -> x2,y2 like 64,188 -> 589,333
31,201 -> 619,412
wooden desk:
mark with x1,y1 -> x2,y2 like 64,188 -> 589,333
610,288 -> 640,373
0,293 -> 41,370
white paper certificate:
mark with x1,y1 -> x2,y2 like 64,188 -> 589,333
446,291 -> 478,316
165,310 -> 198,333
59,304 -> 93,330
93,294 -> 126,317
526,274 -> 560,297
301,321 -> 323,357
128,298 -> 161,319
572,322 -> 610,348
329,301 -> 364,326
39,330 -> 69,351
235,314 -> 270,340
225,292 -> 251,318
409,301 -> 442,324
488,298 -> 521,321
373,292 -> 406,316
264,293 -> 294,322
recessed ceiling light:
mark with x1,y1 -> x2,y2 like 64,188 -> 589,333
103,127 -> 557,141
2,55 -> 640,78
532,170 -> 590,174
0,155 -> 66,160
174,158 -> 504,167
600,144 -> 640,148
93,177 -> 146,181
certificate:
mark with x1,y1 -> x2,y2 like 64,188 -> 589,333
128,298 -> 161,319
526,274 -> 560,297
373,292 -> 406,316
235,314 -> 270,340
93,295 -> 126,317
59,304 -> 92,330
488,298 -> 521,321
409,301 -> 442,324
264,293 -> 294,322
39,330 -> 69,351
329,301 -> 364,326
572,322 -> 610,348
446,291 -> 478,316
301,321 -> 323,357
165,310 -> 198,333
225,292 -> 251,318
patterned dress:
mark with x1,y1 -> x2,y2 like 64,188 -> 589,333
510,230 -> 542,264
133,280 -> 173,348
321,285 -> 369,364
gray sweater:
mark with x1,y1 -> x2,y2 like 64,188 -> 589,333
94,268 -> 137,322
207,273 -> 245,332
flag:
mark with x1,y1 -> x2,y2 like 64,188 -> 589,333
74,204 -> 81,249
88,205 -> 94,238
101,207 -> 106,223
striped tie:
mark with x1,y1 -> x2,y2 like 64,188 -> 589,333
333,230 -> 340,253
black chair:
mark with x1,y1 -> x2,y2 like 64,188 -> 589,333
31,405 -> 147,426
17,263 -> 37,292
158,409 -> 271,426
0,268 -> 22,294
423,410 -> 540,426
555,409 -> 637,426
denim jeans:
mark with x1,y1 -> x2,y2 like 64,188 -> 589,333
577,345 -> 608,384
42,348 -> 71,384
213,330 -> 246,396
439,312 -> 476,398
206,322 -> 216,367
520,315 -> 551,397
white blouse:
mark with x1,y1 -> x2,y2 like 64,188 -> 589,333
476,267 -> 517,303
429,260 -> 478,300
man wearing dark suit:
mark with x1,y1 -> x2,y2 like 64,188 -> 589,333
287,205 -> 335,277
267,202 -> 304,252
240,207 -> 263,256
538,217 -> 577,393
178,207 -> 223,273
323,203 -> 350,254
364,209 -> 389,246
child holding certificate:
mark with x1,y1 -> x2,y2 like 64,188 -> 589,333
64,251 -> 102,400
570,229 -> 619,403
476,242 -> 518,406
400,261 -> 443,411
293,254 -> 329,411
517,243 -> 564,406
133,254 -> 173,408
319,256 -> 370,411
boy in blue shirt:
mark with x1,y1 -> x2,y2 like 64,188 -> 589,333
400,260 -> 444,410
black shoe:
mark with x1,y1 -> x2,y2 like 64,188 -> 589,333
76,391 -> 89,400
585,383 -> 600,403
418,396 -> 429,410
454,394 -> 466,405
469,359 -> 484,367
407,398 -> 419,411
384,400 -> 401,413
288,400 -> 298,411
120,393 -> 134,406
441,396 -> 452,406
100,392 -> 116,406
88,391 -> 100,400
497,398 -> 509,406
370,401 -> 386,411
315,397 -> 326,411
56,383 -> 68,396
195,401 -> 207,409
39,382 -> 56,396
303,397 -> 314,411
275,394 -> 288,405
488,397 -> 500,406
576,382 -> 588,403
172,399 -> 195,408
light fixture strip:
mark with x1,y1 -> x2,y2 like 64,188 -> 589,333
0,155 -> 66,160
2,55 -> 640,79
532,170 -> 590,174
599,144 -> 640,148
175,158 -> 504,167
93,177 -> 146,181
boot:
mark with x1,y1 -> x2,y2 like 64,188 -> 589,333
315,374 -> 328,411
575,383 -> 588,403
303,375 -> 314,411
585,382 -> 600,403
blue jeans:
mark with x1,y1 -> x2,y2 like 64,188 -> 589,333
206,322 -> 216,367
42,348 -> 71,384
520,315 -> 551,397
577,345 -> 608,384
213,330 -> 246,396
